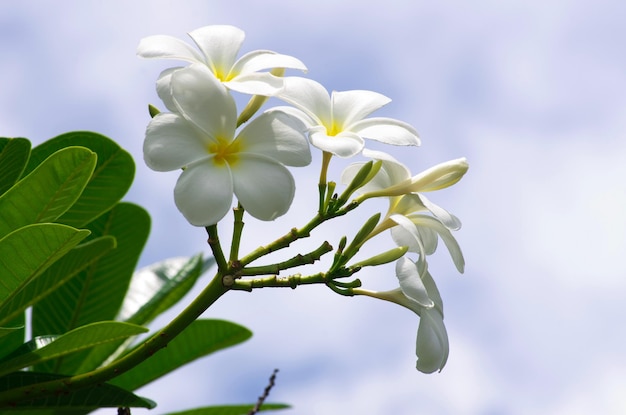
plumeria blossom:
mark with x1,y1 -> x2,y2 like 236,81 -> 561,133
143,63 -> 311,226
137,25 -> 307,96
342,149 -> 467,275
354,258 -> 449,373
274,77 -> 420,158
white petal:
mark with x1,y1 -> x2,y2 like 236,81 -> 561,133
137,35 -> 204,62
237,111 -> 311,166
170,64 -> 236,140
390,214 -> 426,257
406,158 -> 469,193
173,161 -> 234,226
224,72 -> 284,96
144,113 -> 210,171
309,128 -> 364,158
277,77 -> 331,126
331,90 -> 390,127
422,270 -> 444,314
268,105 -> 317,127
416,308 -> 449,373
418,194 -> 462,230
188,25 -> 244,75
396,257 -> 433,308
231,154 -> 296,221
393,194 -> 428,216
408,214 -> 465,273
231,50 -> 307,75
155,68 -> 181,113
350,117 -> 420,146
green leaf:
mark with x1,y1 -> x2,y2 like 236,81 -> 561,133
0,322 -> 148,376
0,372 -> 155,409
24,131 -> 135,228
0,147 -> 97,239
0,137 -> 31,196
163,403 -> 291,415
0,224 -> 90,311
32,203 -> 150,374
74,254 -> 209,374
0,236 -> 116,326
0,314 -> 25,361
110,319 -> 252,391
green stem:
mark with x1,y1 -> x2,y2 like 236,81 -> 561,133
0,274 -> 229,407
206,225 -> 228,272
230,272 -> 328,291
238,241 -> 333,276
230,203 -> 245,264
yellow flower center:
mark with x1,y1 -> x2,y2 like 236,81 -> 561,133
213,65 -> 235,82
327,120 -> 342,136
208,137 -> 241,166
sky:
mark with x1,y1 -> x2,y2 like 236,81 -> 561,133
2,1 -> 626,414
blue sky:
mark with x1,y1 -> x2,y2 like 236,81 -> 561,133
2,1 -> 626,414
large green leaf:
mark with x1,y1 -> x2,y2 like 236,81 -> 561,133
0,137 -> 31,196
0,224 -> 90,310
74,254 -> 209,374
0,372 -> 155,410
23,131 -> 135,228
110,319 -> 252,391
0,314 -> 25,361
31,203 -> 150,374
164,404 -> 291,415
0,322 -> 148,377
0,236 -> 116,326
0,147 -> 96,239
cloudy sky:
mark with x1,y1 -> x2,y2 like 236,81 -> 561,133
2,1 -> 626,414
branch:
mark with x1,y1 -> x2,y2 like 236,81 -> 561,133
248,369 -> 279,415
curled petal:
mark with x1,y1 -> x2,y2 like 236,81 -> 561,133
332,90 -> 391,128
416,308 -> 449,373
237,111 -> 311,166
174,162 -> 234,226
405,158 -> 469,193
406,214 -> 465,273
170,64 -> 236,140
137,35 -> 204,62
188,25 -> 245,75
224,72 -> 285,96
418,194 -> 462,230
232,154 -> 296,221
350,117 -> 420,147
155,68 -> 181,113
277,77 -> 332,126
144,113 -> 210,171
232,50 -> 307,76
396,257 -> 433,308
309,128 -> 364,158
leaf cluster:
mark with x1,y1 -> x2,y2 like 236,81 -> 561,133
0,133 -> 283,414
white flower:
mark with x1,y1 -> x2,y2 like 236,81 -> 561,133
143,64 -> 311,226
137,25 -> 307,96
342,150 -> 466,275
354,258 -> 448,373
274,77 -> 420,157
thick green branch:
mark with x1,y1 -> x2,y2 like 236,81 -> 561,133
238,241 -> 333,276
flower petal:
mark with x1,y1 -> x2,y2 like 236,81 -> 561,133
231,154 -> 296,221
396,257 -> 433,308
332,90 -> 391,128
407,214 -> 465,273
406,158 -> 469,193
418,194 -> 462,230
137,34 -> 204,62
173,161 -> 234,226
416,307 -> 449,373
350,117 -> 420,146
144,113 -> 210,171
188,25 -> 244,76
309,128 -> 364,158
232,50 -> 307,76
170,64 -> 236,140
277,77 -> 331,126
237,111 -> 311,166
224,72 -> 285,96
155,68 -> 181,113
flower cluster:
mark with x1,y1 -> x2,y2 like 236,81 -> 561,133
139,25 -> 468,373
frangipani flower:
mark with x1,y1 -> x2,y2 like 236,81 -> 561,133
143,64 -> 311,226
137,25 -> 307,96
275,77 -> 420,158
354,258 -> 449,373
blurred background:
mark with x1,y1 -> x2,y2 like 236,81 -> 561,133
2,1 -> 626,414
